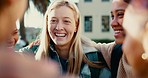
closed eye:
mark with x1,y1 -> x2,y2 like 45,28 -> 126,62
12,29 -> 18,35
118,14 -> 124,18
117,11 -> 124,18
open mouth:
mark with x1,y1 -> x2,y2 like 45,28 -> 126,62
115,30 -> 123,34
114,29 -> 124,34
113,29 -> 125,37
55,33 -> 66,37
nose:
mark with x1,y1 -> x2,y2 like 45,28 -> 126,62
55,21 -> 64,30
111,18 -> 119,28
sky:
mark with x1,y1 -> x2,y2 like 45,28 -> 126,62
24,0 -> 79,28
24,1 -> 44,28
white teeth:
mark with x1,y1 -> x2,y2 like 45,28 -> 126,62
115,30 -> 121,32
115,30 -> 123,32
55,33 -> 66,37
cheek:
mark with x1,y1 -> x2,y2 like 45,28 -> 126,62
68,24 -> 77,33
14,34 -> 19,43
48,25 -> 53,34
0,27 -> 8,36
48,25 -> 55,39
119,19 -> 123,26
67,27 -> 76,35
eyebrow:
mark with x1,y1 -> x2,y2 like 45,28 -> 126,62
13,29 -> 18,32
64,17 -> 72,21
51,17 -> 73,21
51,17 -> 57,19
51,17 -> 72,19
110,9 -> 125,13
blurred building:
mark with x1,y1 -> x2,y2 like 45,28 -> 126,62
77,0 -> 114,40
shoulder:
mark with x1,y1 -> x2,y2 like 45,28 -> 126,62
82,45 -> 98,54
82,45 -> 105,62
95,42 -> 116,50
82,46 -> 111,78
95,42 -> 116,57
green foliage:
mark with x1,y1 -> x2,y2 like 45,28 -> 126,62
92,39 -> 114,43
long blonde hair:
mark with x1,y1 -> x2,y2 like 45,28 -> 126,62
35,0 -> 103,75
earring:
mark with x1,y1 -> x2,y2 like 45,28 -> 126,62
142,52 -> 148,60
74,29 -> 77,32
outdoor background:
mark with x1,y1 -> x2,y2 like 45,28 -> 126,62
16,0 -> 114,50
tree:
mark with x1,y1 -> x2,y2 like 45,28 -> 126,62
19,1 -> 29,46
19,0 -> 50,45
32,0 -> 50,14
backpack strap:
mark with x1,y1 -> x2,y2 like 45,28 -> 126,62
111,44 -> 123,78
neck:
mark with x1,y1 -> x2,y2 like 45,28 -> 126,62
55,45 -> 70,59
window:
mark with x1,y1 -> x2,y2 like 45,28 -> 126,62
101,16 -> 110,32
102,0 -> 109,2
84,0 -> 92,2
84,16 -> 92,32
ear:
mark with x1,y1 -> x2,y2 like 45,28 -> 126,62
74,27 -> 77,32
75,20 -> 79,32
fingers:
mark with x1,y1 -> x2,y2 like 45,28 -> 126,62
29,39 -> 40,48
131,0 -> 148,9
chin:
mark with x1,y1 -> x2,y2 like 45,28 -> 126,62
115,39 -> 124,44
55,42 -> 65,46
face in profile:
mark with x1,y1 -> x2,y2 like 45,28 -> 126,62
0,0 -> 27,43
5,25 -> 19,48
48,6 -> 77,46
110,0 -> 128,44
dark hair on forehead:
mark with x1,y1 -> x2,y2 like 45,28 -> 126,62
123,0 -> 131,3
0,0 -> 9,12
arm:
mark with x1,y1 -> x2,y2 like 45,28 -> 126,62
95,42 -> 116,68
19,40 -> 40,54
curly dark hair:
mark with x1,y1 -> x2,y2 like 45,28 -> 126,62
123,0 -> 131,3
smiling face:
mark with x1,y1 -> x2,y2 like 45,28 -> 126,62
0,0 -> 27,43
48,6 -> 77,47
1,24 -> 19,49
5,25 -> 19,48
111,0 -> 128,44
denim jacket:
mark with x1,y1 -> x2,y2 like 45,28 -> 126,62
20,44 -> 111,78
